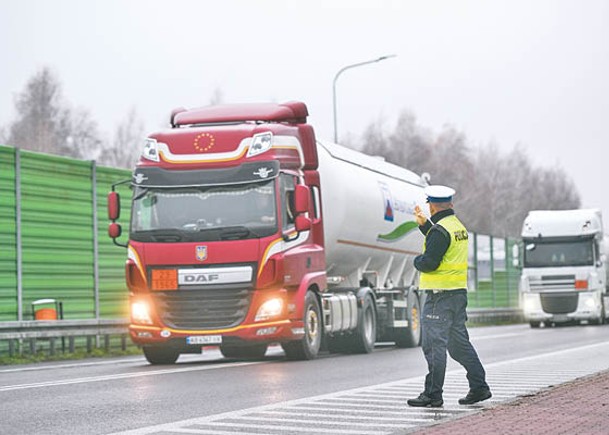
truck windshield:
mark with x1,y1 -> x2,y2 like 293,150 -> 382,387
523,239 -> 594,268
130,180 -> 277,242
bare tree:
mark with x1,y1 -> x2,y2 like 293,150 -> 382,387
98,108 -> 145,169
355,111 -> 581,237
7,67 -> 65,153
5,67 -> 101,159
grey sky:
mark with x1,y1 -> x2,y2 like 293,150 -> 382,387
1,0 -> 608,228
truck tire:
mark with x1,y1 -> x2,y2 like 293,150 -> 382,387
394,291 -> 422,348
220,344 -> 268,359
143,346 -> 180,364
282,291 -> 322,360
352,294 -> 377,353
529,321 -> 541,328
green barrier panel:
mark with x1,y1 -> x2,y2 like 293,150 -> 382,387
20,152 -> 95,319
0,146 -> 17,321
0,145 -> 131,321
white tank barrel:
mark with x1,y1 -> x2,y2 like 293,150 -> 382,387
317,141 -> 428,288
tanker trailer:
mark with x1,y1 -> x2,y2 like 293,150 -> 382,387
107,101 -> 429,363
316,141 -> 428,350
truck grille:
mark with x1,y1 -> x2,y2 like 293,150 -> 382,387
153,287 -> 251,330
540,292 -> 578,314
530,275 -> 576,291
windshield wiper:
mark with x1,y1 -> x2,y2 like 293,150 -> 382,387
219,226 -> 252,240
132,229 -> 187,242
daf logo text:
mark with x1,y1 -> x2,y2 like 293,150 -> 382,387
182,273 -> 220,283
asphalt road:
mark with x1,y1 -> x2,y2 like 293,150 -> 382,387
1,323 -> 608,435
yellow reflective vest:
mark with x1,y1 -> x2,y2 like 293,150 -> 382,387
419,214 -> 469,290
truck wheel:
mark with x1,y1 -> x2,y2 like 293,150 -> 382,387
282,291 -> 322,360
529,321 -> 541,328
352,294 -> 377,353
143,346 -> 180,364
220,344 -> 268,359
394,292 -> 422,348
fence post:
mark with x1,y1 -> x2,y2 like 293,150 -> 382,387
92,161 -> 100,321
506,238 -> 511,307
92,161 -> 101,349
490,235 -> 496,308
16,148 -> 23,321
473,233 -> 479,306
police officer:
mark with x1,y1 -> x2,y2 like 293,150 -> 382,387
407,185 -> 492,408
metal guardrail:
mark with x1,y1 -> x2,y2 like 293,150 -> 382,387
0,319 -> 130,357
0,319 -> 128,340
467,308 -> 524,323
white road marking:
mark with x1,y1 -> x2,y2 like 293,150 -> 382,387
111,340 -> 609,435
0,361 -> 261,392
0,357 -> 145,373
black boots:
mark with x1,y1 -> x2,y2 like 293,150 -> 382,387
408,389 -> 491,407
407,393 -> 444,408
458,388 -> 492,405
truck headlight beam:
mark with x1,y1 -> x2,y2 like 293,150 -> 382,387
131,301 -> 153,325
255,298 -> 284,322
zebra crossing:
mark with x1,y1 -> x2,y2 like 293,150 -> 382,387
114,341 -> 609,435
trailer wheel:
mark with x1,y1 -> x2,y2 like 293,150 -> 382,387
143,346 -> 180,365
352,294 -> 377,353
282,291 -> 322,360
394,292 -> 422,348
220,344 -> 268,359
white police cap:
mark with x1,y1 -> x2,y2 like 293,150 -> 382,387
424,185 -> 456,203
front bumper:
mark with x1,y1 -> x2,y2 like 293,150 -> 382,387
522,291 -> 602,323
129,318 -> 305,346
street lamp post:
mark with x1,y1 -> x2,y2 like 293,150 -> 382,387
332,54 -> 396,143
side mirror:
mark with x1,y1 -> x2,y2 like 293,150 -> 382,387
108,222 -> 122,239
295,215 -> 311,232
294,184 -> 310,215
108,192 -> 121,221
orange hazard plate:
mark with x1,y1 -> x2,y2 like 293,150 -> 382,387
151,269 -> 178,290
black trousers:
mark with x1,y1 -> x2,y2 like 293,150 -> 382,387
421,289 -> 488,399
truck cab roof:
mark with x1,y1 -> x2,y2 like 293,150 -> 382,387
522,209 -> 603,239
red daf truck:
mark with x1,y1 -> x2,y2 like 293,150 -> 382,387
108,101 -> 429,364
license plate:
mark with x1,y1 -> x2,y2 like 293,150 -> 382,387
186,335 -> 222,345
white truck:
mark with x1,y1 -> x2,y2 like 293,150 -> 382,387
518,209 -> 608,327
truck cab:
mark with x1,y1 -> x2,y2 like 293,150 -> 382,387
518,209 -> 608,327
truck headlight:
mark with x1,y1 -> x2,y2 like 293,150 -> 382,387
523,294 -> 540,313
255,298 -> 283,322
131,301 -> 153,325
584,295 -> 597,309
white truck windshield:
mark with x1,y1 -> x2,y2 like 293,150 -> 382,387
523,239 -> 594,268
130,180 -> 277,242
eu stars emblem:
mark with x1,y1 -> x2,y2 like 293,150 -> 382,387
194,132 -> 215,153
